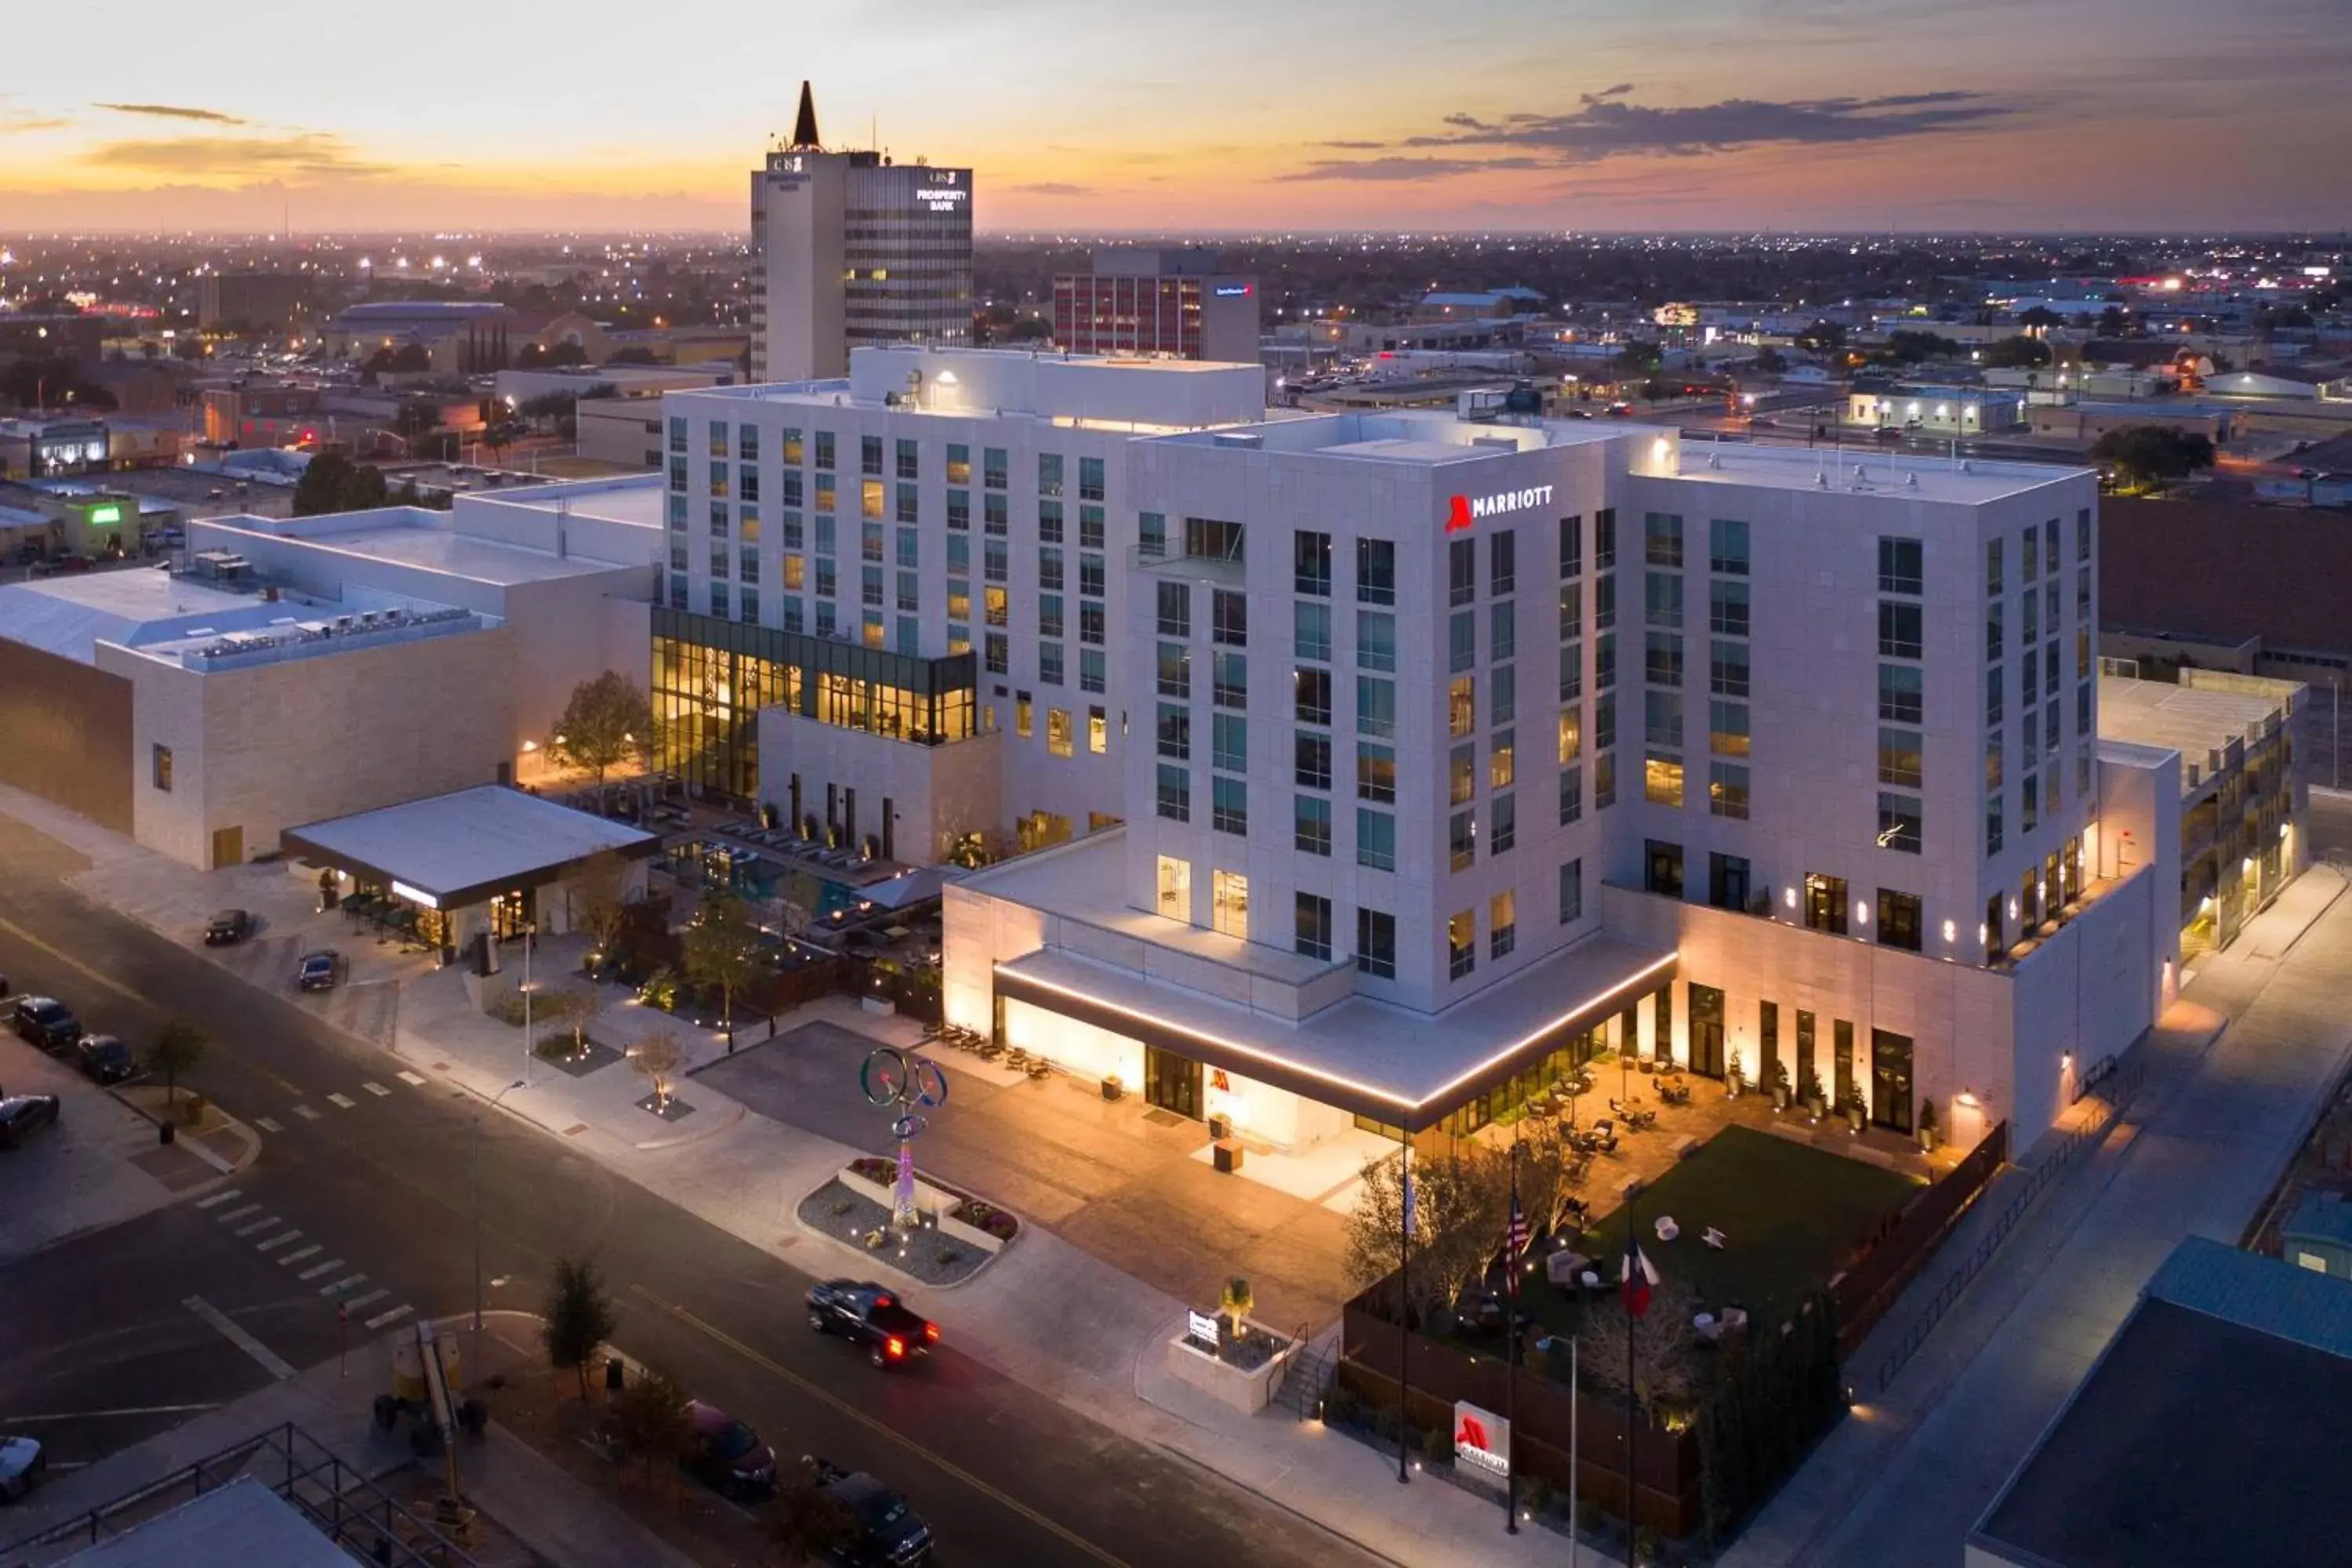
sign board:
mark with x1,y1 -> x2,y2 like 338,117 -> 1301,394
86,503 -> 123,526
1213,283 -> 1253,298
389,880 -> 440,910
1186,1308 -> 1221,1346
1452,1400 -> 1510,1490
1445,484 -> 1556,532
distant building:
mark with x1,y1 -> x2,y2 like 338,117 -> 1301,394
0,310 -> 107,370
748,82 -> 973,383
322,301 -> 517,375
197,272 -> 315,334
1968,1236 -> 2352,1568
1847,384 -> 2026,435
1051,248 -> 1259,363
2027,401 -> 2236,446
1413,287 -> 1545,321
2280,1190 -> 2352,1278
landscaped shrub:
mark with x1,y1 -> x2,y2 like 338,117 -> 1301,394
951,1199 -> 1019,1241
846,1156 -> 894,1185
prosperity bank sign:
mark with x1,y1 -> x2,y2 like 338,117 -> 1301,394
1445,483 -> 1554,533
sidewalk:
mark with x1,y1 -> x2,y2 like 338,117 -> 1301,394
0,779 -> 1610,1568
0,1310 -> 693,1568
1721,866 -> 2352,1567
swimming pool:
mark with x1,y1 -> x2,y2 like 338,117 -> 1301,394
670,840 -> 864,920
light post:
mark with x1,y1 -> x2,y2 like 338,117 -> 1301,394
473,1076 -> 526,1381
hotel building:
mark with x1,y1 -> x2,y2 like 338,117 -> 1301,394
1052,248 -> 1261,365
748,83 -> 974,383
651,346 -> 2203,1162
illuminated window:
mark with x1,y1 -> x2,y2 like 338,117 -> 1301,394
1016,697 -> 1033,739
1087,706 -> 1107,755
1047,707 -> 1073,757
1645,751 -> 1685,808
1490,890 -> 1516,959
1211,869 -> 1250,940
151,744 -> 172,793
1449,676 -> 1475,738
1157,855 -> 1190,920
1447,909 -> 1477,979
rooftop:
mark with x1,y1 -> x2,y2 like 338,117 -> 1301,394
56,1476 -> 350,1568
328,300 -> 510,322
1970,1238 -> 2352,1568
1153,409 -> 1626,463
2098,673 -> 2292,766
282,785 -> 657,906
2281,1189 -> 2352,1249
0,569 -> 275,664
198,507 -> 649,585
1659,439 -> 2092,505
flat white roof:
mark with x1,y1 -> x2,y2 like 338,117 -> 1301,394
1660,441 -> 2092,505
201,511 -> 643,586
283,785 -> 655,902
489,476 -> 667,530
0,570 -> 264,662
2100,675 -> 2289,760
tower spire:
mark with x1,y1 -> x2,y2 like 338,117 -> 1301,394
789,81 -> 822,151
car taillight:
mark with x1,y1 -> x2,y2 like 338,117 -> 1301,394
886,1337 -> 905,1359
924,1323 -> 938,1342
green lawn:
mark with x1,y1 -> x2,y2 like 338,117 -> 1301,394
1526,1125 -> 1922,1336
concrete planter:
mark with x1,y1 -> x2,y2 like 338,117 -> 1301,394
859,996 -> 897,1016
1164,1319 -> 1298,1415
937,1210 -> 1007,1254
839,1164 -> 956,1218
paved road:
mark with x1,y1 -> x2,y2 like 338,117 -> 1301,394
0,845 -> 1380,1568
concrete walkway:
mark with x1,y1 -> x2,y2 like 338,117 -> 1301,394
1722,866 -> 2352,1568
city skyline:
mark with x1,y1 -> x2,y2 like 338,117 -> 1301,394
4,0 -> 2349,234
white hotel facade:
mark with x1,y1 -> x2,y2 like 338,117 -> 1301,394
659,347 -> 2176,1160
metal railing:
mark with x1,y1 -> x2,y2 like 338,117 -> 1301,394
1,1421 -> 482,1568
1274,1321 -> 1334,1422
1868,1055 -> 2146,1396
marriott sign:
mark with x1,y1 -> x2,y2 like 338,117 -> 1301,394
1445,484 -> 1555,532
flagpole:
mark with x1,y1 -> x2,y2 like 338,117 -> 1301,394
1397,1122 -> 1411,1485
1569,1336 -> 1580,1568
1624,1178 -> 1640,1562
1505,1138 -> 1520,1535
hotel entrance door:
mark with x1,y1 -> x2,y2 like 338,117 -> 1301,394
1144,1045 -> 1203,1122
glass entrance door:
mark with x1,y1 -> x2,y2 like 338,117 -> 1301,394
1871,1030 -> 1915,1134
1144,1045 -> 1203,1121
1687,984 -> 1726,1078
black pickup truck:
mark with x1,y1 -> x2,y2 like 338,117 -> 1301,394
800,1456 -> 933,1566
805,1279 -> 938,1370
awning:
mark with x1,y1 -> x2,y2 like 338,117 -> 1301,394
281,784 -> 660,910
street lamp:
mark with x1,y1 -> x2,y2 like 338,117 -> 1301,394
473,1076 -> 527,1383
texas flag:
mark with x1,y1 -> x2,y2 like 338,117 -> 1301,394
1621,1237 -> 1660,1319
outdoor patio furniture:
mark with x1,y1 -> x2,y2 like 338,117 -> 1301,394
1704,1226 -> 1728,1250
1546,1250 -> 1591,1286
1655,1216 -> 1679,1243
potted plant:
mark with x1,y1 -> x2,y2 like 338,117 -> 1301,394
1842,1088 -> 1867,1134
1917,1098 -> 1939,1153
1102,1073 -> 1125,1103
1766,1058 -> 1791,1111
1801,1070 -> 1827,1120
1218,1276 -> 1254,1345
1726,1058 -> 1746,1098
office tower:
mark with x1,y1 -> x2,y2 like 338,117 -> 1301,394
1052,247 -> 1260,363
748,82 -> 974,383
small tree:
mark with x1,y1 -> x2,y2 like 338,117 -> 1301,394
550,671 -> 656,788
767,1462 -> 858,1565
574,848 -> 633,964
533,985 -> 597,1059
543,1254 -> 619,1401
2092,425 -> 2217,492
1218,1276 -> 1254,1342
631,1028 -> 684,1109
146,1018 -> 207,1108
680,892 -> 764,1047
603,1364 -> 695,1488
1344,1144 -> 1512,1320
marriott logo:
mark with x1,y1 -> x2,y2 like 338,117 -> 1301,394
1445,484 -> 1556,531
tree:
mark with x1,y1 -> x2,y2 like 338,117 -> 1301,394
1748,346 -> 1788,375
1794,320 -> 1846,354
1218,1276 -> 1254,1341
630,1028 -> 684,1109
1577,1274 -> 1703,1418
602,1365 -> 695,1487
2091,425 -> 2217,491
481,415 -> 527,462
680,892 -> 764,1047
767,1463 -> 858,1565
1344,1143 -> 1511,1319
518,390 -> 577,427
2016,306 -> 2063,332
292,452 -> 390,517
574,848 -> 633,964
366,343 -> 434,374
532,985 -> 598,1059
394,397 -> 444,445
2097,305 -> 2132,339
542,1255 -> 618,1400
1983,335 -> 2052,370
1512,1120 -> 1589,1241
607,345 -> 661,365
146,1018 -> 207,1108
1611,340 -> 1663,377
550,671 -> 656,787
1881,329 -> 1960,366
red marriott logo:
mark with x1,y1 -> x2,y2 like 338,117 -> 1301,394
1446,484 -> 1555,532
1454,1412 -> 1492,1453
1445,495 -> 1475,532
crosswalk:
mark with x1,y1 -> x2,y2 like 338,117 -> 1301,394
194,1188 -> 419,1341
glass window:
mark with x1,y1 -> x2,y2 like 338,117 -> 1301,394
1357,908 -> 1396,979
1295,796 -> 1332,858
1450,610 -> 1477,673
1490,889 -> 1517,959
1080,456 -> 1105,503
1878,537 -> 1924,595
1645,631 -> 1685,688
1156,702 -> 1190,760
1038,499 -> 1064,543
1491,793 -> 1516,857
1490,600 -> 1516,660
1559,640 -> 1584,702
983,447 -> 1007,488
1213,713 -> 1247,773
1709,762 -> 1750,820
1595,507 -> 1617,571
1037,642 -> 1065,687
1036,452 -> 1063,498
1710,579 -> 1750,638
1212,590 -> 1247,648
1358,677 -> 1396,738
1212,776 -> 1247,836
1878,890 -> 1923,952
1559,764 -> 1583,826
946,443 -> 970,485
1295,891 -> 1333,960
1878,727 -> 1923,788
1645,571 -> 1684,629
1644,511 -> 1684,568
1645,689 -> 1684,748
2023,526 -> 2039,583
1986,535 -> 2003,597
1804,872 -> 1849,935
1449,675 -> 1475,739
1709,518 -> 1749,575
1295,601 -> 1332,662
1081,648 -> 1106,693
1559,515 -> 1583,579
1709,699 -> 1750,757
1645,750 -> 1685,808
984,493 -> 1007,534
1356,742 -> 1396,803
1138,511 -> 1166,557
1450,536 -> 1477,607
1047,706 -> 1074,757
1986,666 -> 2005,726
1156,581 -> 1191,637
1294,530 -> 1332,596
1490,728 -> 1515,790
1448,909 -> 1477,979
1295,731 -> 1332,789
1491,530 -> 1516,596
1156,641 -> 1190,698
1559,858 -> 1583,924
1559,580 -> 1582,641
1356,538 -> 1396,605
1039,594 -> 1065,638
1450,744 -> 1477,807
1711,639 -> 1750,698
1878,601 -> 1924,659
1357,808 -> 1397,871
1295,666 -> 1332,726
1879,663 -> 1923,724
1878,793 -> 1923,854
1156,764 -> 1189,822
1356,611 -> 1396,672
1646,840 -> 1686,898
1212,652 -> 1247,709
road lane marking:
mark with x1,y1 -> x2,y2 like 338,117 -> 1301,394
364,1305 -> 413,1330
321,1273 -> 366,1296
194,1190 -> 241,1210
4,1403 -> 222,1424
256,1230 -> 302,1253
256,1117 -> 283,1133
630,1287 -> 1134,1568
327,1092 -> 356,1109
362,1082 -> 391,1097
397,1071 -> 427,1087
292,1104 -> 321,1121
277,1244 -> 322,1266
297,1258 -> 343,1280
346,1288 -> 390,1309
234,1218 -> 279,1237
184,1295 -> 296,1381
215,1203 -> 263,1223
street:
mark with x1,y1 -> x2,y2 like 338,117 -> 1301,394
0,831 -> 1381,1568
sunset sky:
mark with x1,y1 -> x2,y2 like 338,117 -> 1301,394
5,0 -> 2347,234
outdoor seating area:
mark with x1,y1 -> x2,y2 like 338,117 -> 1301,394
333,888 -> 437,952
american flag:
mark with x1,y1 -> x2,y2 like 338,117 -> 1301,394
1506,1190 -> 1528,1257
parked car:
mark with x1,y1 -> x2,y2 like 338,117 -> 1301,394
9,997 -> 80,1052
806,1279 -> 938,1370
0,1435 -> 45,1501
683,1402 -> 777,1499
798,1456 -> 933,1566
74,1033 -> 135,1085
204,909 -> 252,946
0,1095 -> 62,1149
296,950 -> 341,992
